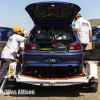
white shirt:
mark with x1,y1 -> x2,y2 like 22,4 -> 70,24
23,30 -> 27,37
74,17 -> 92,44
20,42 -> 24,47
1,34 -> 25,60
20,42 -> 24,55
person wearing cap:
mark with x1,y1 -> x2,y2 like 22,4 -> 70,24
74,14 -> 92,51
0,26 -> 27,87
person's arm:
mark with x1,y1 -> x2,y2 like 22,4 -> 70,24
92,41 -> 95,50
16,35 -> 26,42
24,38 -> 27,42
20,47 -> 24,51
73,20 -> 79,33
74,28 -> 78,32
89,30 -> 92,41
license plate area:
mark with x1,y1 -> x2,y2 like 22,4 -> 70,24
45,57 -> 60,64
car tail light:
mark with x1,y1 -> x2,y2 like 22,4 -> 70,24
69,43 -> 81,50
91,76 -> 95,81
25,43 -> 37,50
10,75 -> 14,79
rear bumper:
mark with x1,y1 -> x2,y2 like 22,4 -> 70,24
15,75 -> 89,86
23,52 -> 83,67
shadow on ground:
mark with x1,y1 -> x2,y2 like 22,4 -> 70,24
4,83 -> 91,97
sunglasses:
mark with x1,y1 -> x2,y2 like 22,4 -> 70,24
17,31 -> 21,32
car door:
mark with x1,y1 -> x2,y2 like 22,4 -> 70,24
0,27 -> 13,58
84,28 -> 100,60
0,41 -> 7,58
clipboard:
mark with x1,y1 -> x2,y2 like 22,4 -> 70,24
85,42 -> 92,50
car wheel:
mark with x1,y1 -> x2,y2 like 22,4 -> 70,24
89,80 -> 98,92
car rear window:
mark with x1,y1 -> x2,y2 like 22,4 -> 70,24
0,27 -> 13,41
30,4 -> 76,20
30,26 -> 76,44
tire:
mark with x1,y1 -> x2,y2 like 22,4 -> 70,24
76,66 -> 82,73
8,85 -> 16,90
89,86 -> 98,92
89,80 -> 98,92
8,82 -> 20,90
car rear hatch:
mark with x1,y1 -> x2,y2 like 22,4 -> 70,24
25,1 -> 81,25
27,25 -> 80,51
23,25 -> 83,67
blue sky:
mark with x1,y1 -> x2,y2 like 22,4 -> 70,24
0,0 -> 100,32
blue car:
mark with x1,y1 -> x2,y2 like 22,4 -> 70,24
22,1 -> 83,76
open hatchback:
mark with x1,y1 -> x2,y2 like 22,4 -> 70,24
22,1 -> 83,79
25,1 -> 81,25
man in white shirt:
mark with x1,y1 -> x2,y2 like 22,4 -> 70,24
0,26 -> 27,86
74,14 -> 92,51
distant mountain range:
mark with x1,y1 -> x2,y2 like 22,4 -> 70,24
88,19 -> 100,26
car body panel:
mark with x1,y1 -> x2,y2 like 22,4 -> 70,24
25,1 -> 81,25
23,25 -> 83,67
23,51 -> 83,67
84,28 -> 100,60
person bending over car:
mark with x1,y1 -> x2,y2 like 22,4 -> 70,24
74,14 -> 92,51
0,26 -> 27,87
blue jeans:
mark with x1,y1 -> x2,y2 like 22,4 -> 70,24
81,44 -> 88,64
81,44 -> 88,51
0,59 -> 11,85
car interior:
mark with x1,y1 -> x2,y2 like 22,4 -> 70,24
30,26 -> 76,51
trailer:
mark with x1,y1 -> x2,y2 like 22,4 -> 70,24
0,61 -> 98,93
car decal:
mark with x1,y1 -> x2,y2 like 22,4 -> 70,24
82,22 -> 89,26
8,38 -> 12,42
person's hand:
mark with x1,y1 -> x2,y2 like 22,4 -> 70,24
17,54 -> 20,57
89,39 -> 91,42
16,54 -> 20,62
16,59 -> 18,61
24,38 -> 27,42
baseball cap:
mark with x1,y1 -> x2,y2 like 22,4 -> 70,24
75,14 -> 82,18
13,26 -> 23,32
